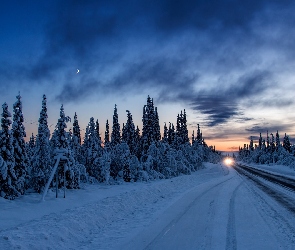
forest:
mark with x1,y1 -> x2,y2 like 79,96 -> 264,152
0,94 -> 220,200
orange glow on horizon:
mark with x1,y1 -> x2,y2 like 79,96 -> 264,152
205,139 -> 242,152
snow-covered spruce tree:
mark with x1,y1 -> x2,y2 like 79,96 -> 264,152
0,102 -> 18,199
196,124 -> 202,145
167,122 -> 175,145
83,117 -> 103,178
275,130 -> 280,150
162,122 -> 168,143
109,142 -> 131,182
122,110 -> 136,155
141,96 -> 160,154
104,119 -> 110,146
249,136 -> 254,151
175,110 -> 189,146
31,95 -> 51,193
144,142 -> 165,179
96,150 -> 111,183
71,112 -> 83,164
65,129 -> 87,189
174,113 -> 183,149
12,93 -> 28,195
154,107 -> 161,141
95,119 -> 101,141
258,133 -> 262,150
0,155 -> 7,194
134,125 -> 141,159
270,133 -> 275,153
26,133 -> 35,177
266,130 -> 270,149
53,105 -> 86,189
283,133 -> 291,152
54,105 -> 72,188
111,104 -> 121,146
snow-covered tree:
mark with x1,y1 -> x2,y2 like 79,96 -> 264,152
83,117 -> 103,177
0,102 -> 18,199
275,130 -> 280,150
104,119 -> 110,146
31,95 -> 51,193
12,93 -> 27,195
71,112 -> 82,164
122,110 -> 136,155
110,142 -> 130,182
111,104 -> 121,146
141,96 -> 160,153
26,133 -> 35,176
283,133 -> 291,152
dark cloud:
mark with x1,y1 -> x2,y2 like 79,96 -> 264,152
1,0 -> 295,134
55,78 -> 101,103
181,70 -> 272,126
245,124 -> 293,135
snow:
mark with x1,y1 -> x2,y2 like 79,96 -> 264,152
238,161 -> 295,178
1,162 -> 295,249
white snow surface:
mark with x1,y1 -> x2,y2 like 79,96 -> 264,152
1,162 -> 295,249
238,161 -> 295,178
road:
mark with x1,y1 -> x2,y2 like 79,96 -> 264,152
124,163 -> 295,250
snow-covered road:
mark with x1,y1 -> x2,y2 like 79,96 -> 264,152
1,163 -> 295,249
124,164 -> 295,250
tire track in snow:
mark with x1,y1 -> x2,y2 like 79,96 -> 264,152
144,176 -> 234,250
237,170 -> 295,248
225,182 -> 243,250
199,199 -> 216,250
234,165 -> 295,214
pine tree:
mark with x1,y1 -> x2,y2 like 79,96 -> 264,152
72,112 -> 82,163
162,122 -> 168,143
266,130 -> 270,149
182,109 -> 189,143
12,93 -> 27,195
258,133 -> 262,150
95,119 -> 101,141
154,107 -> 161,141
141,96 -> 160,153
192,130 -> 195,144
168,122 -> 175,145
55,105 -> 70,149
275,130 -> 280,150
26,133 -> 35,169
0,102 -> 18,199
73,112 -> 81,145
196,124 -> 202,145
111,104 -> 121,145
54,105 -> 71,188
134,126 -> 141,158
283,133 -> 291,152
84,117 -> 102,177
249,136 -> 254,151
31,95 -> 51,193
104,119 -> 110,146
270,133 -> 275,152
122,110 -> 136,155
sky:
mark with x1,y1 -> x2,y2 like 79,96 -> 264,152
0,0 -> 295,151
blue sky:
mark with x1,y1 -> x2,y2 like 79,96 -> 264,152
1,0 -> 295,150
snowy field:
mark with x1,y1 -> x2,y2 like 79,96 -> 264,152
1,162 -> 295,249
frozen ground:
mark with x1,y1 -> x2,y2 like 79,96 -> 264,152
0,162 -> 295,249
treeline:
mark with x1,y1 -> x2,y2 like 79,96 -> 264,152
0,94 -> 220,200
237,131 -> 295,166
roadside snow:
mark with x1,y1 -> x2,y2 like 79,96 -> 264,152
238,161 -> 295,179
0,163 -> 225,250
